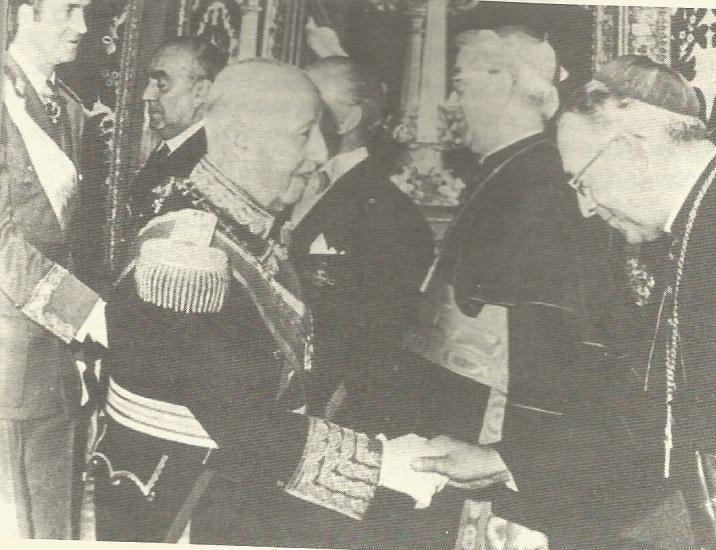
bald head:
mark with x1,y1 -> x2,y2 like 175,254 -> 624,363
206,59 -> 322,132
203,59 -> 327,212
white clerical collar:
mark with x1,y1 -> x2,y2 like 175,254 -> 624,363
664,151 -> 716,233
164,120 -> 204,154
478,131 -> 542,164
321,146 -> 368,183
8,44 -> 55,98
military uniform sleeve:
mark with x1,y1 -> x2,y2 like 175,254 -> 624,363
0,214 -> 99,343
173,297 -> 383,521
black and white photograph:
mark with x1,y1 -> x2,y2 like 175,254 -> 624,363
2,0 -> 716,548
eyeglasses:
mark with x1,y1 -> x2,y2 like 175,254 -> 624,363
565,134 -> 623,199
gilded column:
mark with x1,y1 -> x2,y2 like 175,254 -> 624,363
238,0 -> 262,60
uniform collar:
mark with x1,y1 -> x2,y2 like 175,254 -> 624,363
164,120 -> 204,154
321,146 -> 368,184
189,156 -> 275,239
8,45 -> 55,98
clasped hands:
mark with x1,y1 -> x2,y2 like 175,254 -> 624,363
379,434 -> 512,508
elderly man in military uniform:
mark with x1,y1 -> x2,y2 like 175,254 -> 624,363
89,59 -> 448,545
0,0 -> 108,539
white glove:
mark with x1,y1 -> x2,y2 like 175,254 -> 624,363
377,433 -> 448,509
75,299 -> 108,348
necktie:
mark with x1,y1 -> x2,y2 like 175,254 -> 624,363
43,80 -> 72,155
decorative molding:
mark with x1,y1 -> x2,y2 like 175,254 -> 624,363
593,6 -> 671,72
628,6 -> 671,65
672,8 -> 716,119
178,0 -> 243,58
106,0 -> 145,272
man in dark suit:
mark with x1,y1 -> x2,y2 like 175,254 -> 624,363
293,57 -> 434,418
126,36 -> 225,240
0,0 -> 107,539
555,55 -> 716,549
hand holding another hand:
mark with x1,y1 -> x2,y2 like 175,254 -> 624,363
411,435 -> 513,490
377,433 -> 448,508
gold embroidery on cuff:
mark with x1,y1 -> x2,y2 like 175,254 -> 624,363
22,264 -> 76,342
284,417 -> 381,520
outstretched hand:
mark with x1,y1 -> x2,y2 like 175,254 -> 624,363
378,433 -> 448,508
411,435 -> 511,489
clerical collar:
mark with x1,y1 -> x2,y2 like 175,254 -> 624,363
664,151 -> 716,233
321,146 -> 368,184
164,120 -> 204,154
478,132 -> 545,171
8,45 -> 56,98
189,156 -> 275,239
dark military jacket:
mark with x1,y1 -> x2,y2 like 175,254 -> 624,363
90,158 -> 388,544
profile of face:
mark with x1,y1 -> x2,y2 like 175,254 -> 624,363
17,0 -> 88,67
271,100 -> 327,210
143,46 -> 209,141
305,66 -> 361,153
448,46 -> 514,152
241,91 -> 327,211
557,114 -> 665,244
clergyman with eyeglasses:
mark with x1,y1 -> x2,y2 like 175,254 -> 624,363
558,54 -> 716,548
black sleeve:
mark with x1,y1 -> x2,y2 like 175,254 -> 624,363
453,176 -> 576,316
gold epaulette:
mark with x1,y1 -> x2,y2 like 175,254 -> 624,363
134,238 -> 229,314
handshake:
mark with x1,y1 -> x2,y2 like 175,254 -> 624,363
377,434 -> 513,508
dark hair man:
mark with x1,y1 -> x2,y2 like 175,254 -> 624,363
0,0 -> 107,539
126,36 -> 226,242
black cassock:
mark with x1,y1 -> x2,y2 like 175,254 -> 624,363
335,133 -> 678,548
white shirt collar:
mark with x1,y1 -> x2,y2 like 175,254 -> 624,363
164,120 -> 204,154
8,44 -> 55,98
664,152 -> 716,232
321,146 -> 368,183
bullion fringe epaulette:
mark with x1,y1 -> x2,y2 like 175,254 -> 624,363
134,238 -> 229,314
284,416 -> 381,520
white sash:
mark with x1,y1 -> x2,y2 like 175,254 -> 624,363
4,77 -> 77,230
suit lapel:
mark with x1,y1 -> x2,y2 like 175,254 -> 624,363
291,158 -> 370,255
58,81 -> 84,169
5,56 -> 59,139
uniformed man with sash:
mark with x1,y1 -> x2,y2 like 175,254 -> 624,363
88,59 -> 448,545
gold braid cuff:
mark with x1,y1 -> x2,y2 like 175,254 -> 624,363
284,416 -> 381,520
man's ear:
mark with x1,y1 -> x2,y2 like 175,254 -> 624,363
192,79 -> 212,109
338,105 -> 362,136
